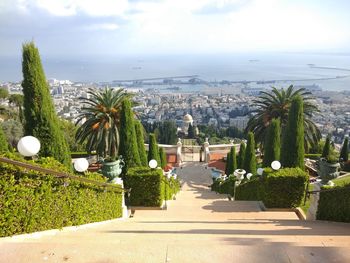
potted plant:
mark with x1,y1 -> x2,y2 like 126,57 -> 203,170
317,136 -> 340,184
75,87 -> 131,179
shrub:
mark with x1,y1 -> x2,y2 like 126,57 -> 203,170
124,167 -> 179,207
211,176 -> 236,197
0,156 -> 122,237
263,168 -> 308,208
317,184 -> 350,223
305,153 -> 321,160
235,178 -> 262,201
235,167 -> 308,208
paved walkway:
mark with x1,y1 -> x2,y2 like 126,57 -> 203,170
1,163 -> 350,263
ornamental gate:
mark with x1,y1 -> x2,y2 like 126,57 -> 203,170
181,145 -> 202,162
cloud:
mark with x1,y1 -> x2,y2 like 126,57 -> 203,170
86,23 -> 120,31
194,0 -> 252,15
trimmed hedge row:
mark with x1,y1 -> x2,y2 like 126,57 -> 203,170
316,184 -> 350,223
211,176 -> 236,197
0,156 -> 122,237
124,167 -> 180,207
235,168 -> 308,208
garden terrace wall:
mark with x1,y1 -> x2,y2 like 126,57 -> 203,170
316,184 -> 350,223
0,157 -> 122,237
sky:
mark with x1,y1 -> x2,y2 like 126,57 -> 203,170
0,0 -> 350,58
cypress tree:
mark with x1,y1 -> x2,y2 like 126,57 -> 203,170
237,142 -> 246,168
148,133 -> 161,166
243,132 -> 256,174
322,135 -> 331,159
340,137 -> 349,162
188,123 -> 195,139
118,99 -> 141,173
159,147 -> 167,169
21,42 -> 71,167
134,121 -> 148,166
225,151 -> 231,175
227,146 -> 237,175
263,118 -> 281,167
281,95 -> 305,169
0,124 -> 10,153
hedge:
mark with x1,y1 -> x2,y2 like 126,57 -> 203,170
0,155 -> 122,237
235,168 -> 308,208
211,176 -> 236,197
235,178 -> 261,201
124,167 -> 180,207
316,184 -> 350,223
305,153 -> 321,160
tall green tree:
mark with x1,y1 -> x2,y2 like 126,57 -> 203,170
188,123 -> 195,139
135,120 -> 148,166
158,121 -> 177,144
340,137 -> 349,162
8,94 -> 24,123
0,124 -> 10,153
245,85 -> 320,148
237,142 -> 246,168
119,99 -> 141,173
243,132 -> 256,174
226,146 -> 237,175
76,88 -> 130,159
225,151 -> 231,175
22,42 -> 71,167
159,147 -> 167,169
0,87 -> 9,100
281,95 -> 305,169
148,133 -> 161,166
263,118 -> 281,167
321,135 -> 333,160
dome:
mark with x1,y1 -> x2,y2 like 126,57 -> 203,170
183,114 -> 193,123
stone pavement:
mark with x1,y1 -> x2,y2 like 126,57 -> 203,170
1,163 -> 350,263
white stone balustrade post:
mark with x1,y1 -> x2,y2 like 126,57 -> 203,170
203,138 -> 210,163
177,138 -> 182,166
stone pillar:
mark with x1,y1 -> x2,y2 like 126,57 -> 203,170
176,138 -> 182,166
113,178 -> 129,219
203,138 -> 210,163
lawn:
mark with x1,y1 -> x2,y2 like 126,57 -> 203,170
332,174 -> 350,186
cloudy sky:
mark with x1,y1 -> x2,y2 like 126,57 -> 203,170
0,0 -> 350,57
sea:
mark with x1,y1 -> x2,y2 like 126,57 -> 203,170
1,52 -> 350,92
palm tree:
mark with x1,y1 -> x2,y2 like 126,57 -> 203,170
75,88 -> 132,159
245,85 -> 321,148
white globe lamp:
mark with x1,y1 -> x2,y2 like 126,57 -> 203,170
271,160 -> 281,170
246,173 -> 253,180
74,158 -> 89,172
257,168 -> 264,176
149,159 -> 158,169
17,136 -> 41,157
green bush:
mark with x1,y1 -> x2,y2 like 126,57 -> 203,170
235,178 -> 262,201
124,167 -> 180,207
0,156 -> 122,237
211,176 -> 236,196
235,168 -> 308,208
317,184 -> 350,223
305,153 -> 321,160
